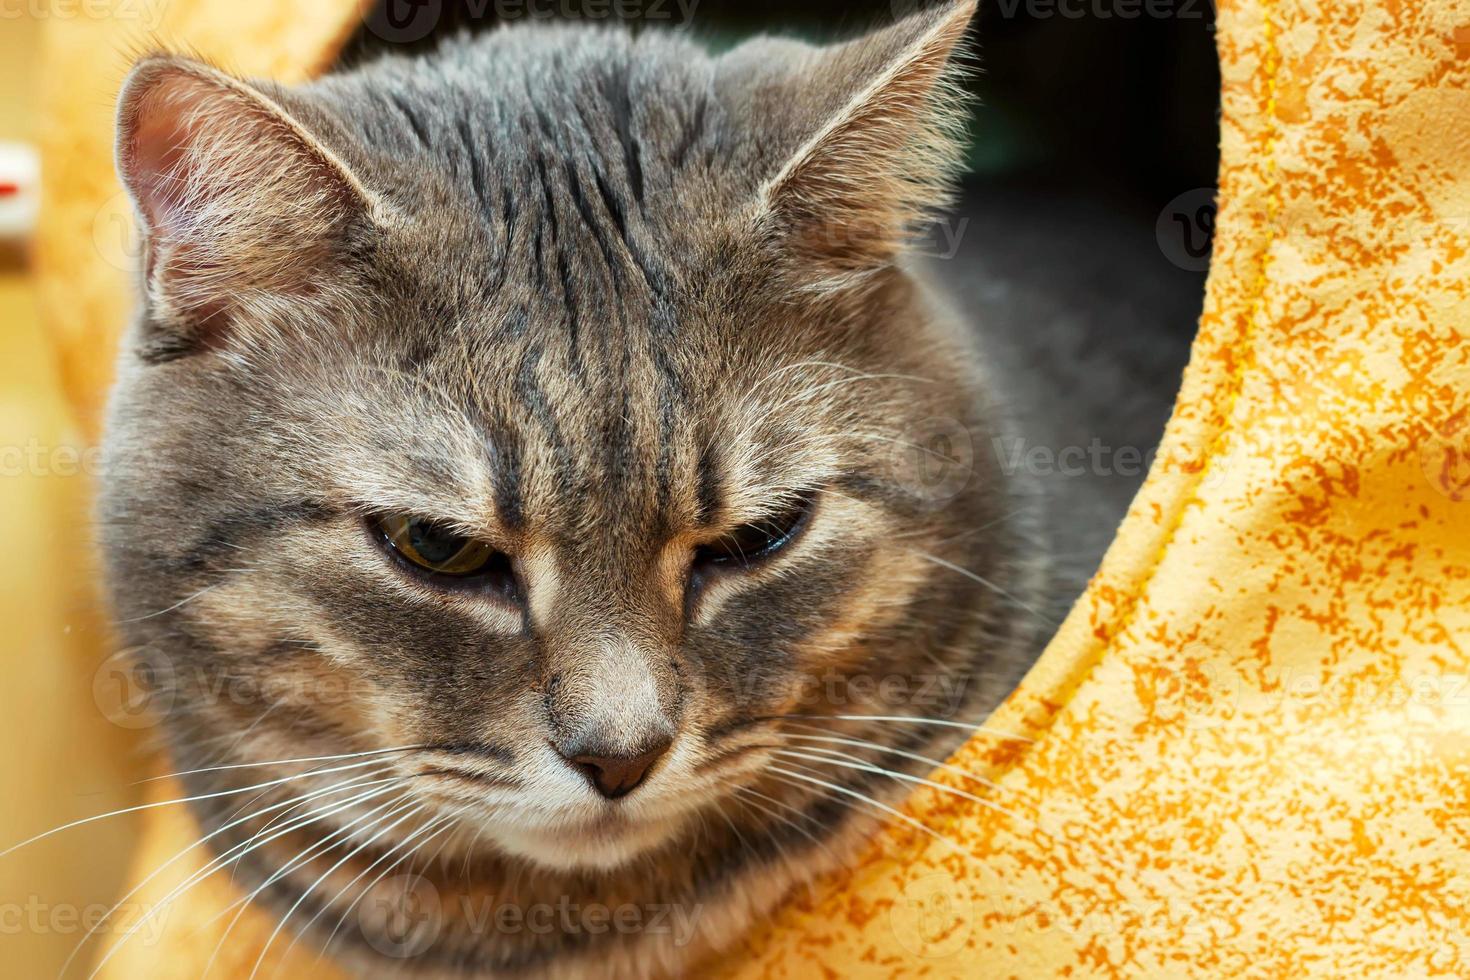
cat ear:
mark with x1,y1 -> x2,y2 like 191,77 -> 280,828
115,55 -> 376,360
735,0 -> 975,288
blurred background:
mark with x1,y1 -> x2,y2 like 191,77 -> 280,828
0,7 -> 144,979
0,0 -> 1218,974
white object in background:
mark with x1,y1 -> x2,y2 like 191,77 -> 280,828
0,141 -> 40,242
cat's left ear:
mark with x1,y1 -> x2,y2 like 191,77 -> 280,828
729,0 -> 976,288
115,55 -> 377,360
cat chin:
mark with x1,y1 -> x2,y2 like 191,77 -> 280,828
488,812 -> 686,872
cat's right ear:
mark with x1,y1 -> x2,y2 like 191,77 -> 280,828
115,55 -> 377,361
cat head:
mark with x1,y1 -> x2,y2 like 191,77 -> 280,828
102,0 -> 1009,873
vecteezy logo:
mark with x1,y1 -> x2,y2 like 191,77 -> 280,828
92,191 -> 144,274
891,871 -> 972,958
1156,187 -> 1217,272
893,416 -> 975,506
92,648 -> 174,729
361,873 -> 443,959
1420,419 -> 1470,502
368,0 -> 443,44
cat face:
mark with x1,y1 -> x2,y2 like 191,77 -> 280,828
103,4 -> 1009,877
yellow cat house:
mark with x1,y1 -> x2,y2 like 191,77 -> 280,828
26,0 -> 1470,976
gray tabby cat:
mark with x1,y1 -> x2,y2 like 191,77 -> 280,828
99,0 -> 1181,975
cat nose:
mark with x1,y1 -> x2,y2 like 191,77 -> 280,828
562,738 -> 672,800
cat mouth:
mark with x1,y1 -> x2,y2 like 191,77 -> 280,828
488,809 -> 686,871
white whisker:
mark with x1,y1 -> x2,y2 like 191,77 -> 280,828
773,748 -> 1015,820
117,583 -> 223,623
778,730 -> 1003,792
779,713 -> 1032,742
316,805 -> 471,962
88,781 -> 408,980
2,756 -> 401,860
247,800 -> 428,980
138,745 -> 425,784
913,550 -> 1059,627
196,790 -> 419,977
203,791 -> 415,933
59,771 -> 396,979
767,765 -> 975,860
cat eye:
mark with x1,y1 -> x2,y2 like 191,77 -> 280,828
371,515 -> 518,597
694,491 -> 817,572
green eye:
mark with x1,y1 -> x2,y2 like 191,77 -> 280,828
372,515 -> 513,589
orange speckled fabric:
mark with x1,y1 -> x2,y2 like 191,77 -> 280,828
33,0 -> 1470,976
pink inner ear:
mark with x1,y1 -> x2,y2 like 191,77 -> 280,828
116,59 -> 367,344
122,69 -> 221,249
